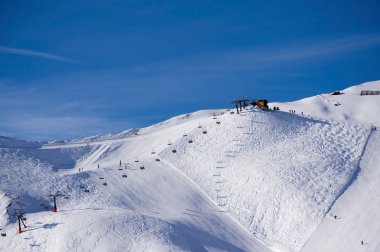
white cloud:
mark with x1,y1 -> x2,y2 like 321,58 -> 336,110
0,46 -> 74,63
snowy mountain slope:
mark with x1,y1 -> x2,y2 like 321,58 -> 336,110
271,80 -> 380,127
0,80 -> 379,252
302,129 -> 380,252
158,109 -> 370,251
0,122 -> 271,251
0,136 -> 42,148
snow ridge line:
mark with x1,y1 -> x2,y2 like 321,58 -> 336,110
156,155 -> 271,251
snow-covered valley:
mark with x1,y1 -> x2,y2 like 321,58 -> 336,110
0,81 -> 379,252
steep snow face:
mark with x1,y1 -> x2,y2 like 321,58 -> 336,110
271,80 -> 380,127
302,129 -> 380,252
160,109 -> 370,251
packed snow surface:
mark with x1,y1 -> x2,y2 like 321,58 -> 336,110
0,80 -> 379,251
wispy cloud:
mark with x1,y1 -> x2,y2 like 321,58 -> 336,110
0,82 -> 133,140
0,46 -> 74,63
261,34 -> 380,61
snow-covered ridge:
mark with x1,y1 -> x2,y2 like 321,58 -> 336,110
0,136 -> 42,148
271,80 -> 380,127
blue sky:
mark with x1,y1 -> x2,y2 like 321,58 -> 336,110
1,0 -> 380,140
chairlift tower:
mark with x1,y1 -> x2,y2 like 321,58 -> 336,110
48,192 -> 65,212
231,98 -> 250,114
14,209 -> 27,234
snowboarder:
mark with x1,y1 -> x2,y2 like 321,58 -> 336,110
361,240 -> 364,245
334,215 -> 337,219
97,164 -> 100,169
119,160 -> 121,167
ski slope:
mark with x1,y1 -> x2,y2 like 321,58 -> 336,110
0,122 -> 271,251
0,80 -> 379,251
159,109 -> 370,251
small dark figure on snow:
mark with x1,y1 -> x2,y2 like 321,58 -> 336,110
361,241 -> 364,245
98,164 -> 100,168
334,215 -> 337,219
